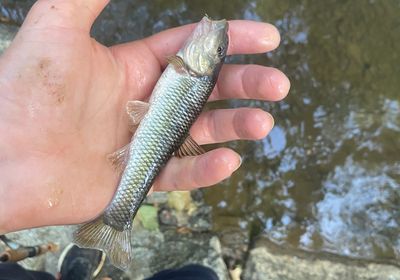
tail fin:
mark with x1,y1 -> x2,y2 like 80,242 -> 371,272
73,216 -> 132,270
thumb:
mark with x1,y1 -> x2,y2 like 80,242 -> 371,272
21,0 -> 109,32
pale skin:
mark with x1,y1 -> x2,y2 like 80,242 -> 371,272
0,0 -> 290,234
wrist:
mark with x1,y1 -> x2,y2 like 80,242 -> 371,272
0,82 -> 27,234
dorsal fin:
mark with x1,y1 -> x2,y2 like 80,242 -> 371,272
166,55 -> 187,74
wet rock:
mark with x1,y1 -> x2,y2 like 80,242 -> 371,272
159,207 -> 178,226
168,208 -> 190,228
188,205 -> 212,232
243,237 -> 400,280
211,215 -> 250,269
219,227 -> 249,269
190,189 -> 204,203
0,23 -> 17,54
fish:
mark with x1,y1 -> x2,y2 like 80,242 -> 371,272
74,16 -> 229,270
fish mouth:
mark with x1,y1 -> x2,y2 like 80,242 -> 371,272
193,15 -> 229,38
203,14 -> 227,24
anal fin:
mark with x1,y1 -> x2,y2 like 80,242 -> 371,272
166,55 -> 201,77
166,55 -> 187,74
175,135 -> 205,157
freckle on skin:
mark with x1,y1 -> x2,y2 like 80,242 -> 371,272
56,94 -> 65,104
53,81 -> 66,105
38,58 -> 66,105
39,58 -> 51,72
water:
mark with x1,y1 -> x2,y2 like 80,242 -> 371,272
2,0 -> 399,264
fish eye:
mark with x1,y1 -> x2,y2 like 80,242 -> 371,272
217,46 -> 225,57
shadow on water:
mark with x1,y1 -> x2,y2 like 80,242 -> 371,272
2,0 -> 399,264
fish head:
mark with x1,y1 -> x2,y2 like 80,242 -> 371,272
180,16 -> 229,76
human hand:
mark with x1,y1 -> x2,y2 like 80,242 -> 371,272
0,0 -> 290,233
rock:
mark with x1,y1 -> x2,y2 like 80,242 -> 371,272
167,191 -> 196,212
243,237 -> 400,280
145,192 -> 168,205
143,229 -> 229,280
164,191 -> 200,228
159,207 -> 179,226
0,226 -> 75,276
4,220 -> 231,280
188,205 -> 212,232
160,193 -> 213,231
96,225 -> 229,280
211,215 -> 250,269
0,24 -> 17,54
96,222 -> 166,279
219,226 -> 249,269
190,189 -> 204,203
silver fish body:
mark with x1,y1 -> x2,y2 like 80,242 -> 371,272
74,16 -> 229,270
103,69 -> 216,230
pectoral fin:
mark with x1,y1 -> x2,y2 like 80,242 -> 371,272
175,135 -> 205,157
166,55 -> 187,74
166,55 -> 201,77
107,144 -> 130,172
126,101 -> 149,132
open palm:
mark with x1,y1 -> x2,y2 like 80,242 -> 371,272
0,0 -> 289,234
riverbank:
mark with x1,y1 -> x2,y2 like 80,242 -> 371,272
1,189 -> 399,279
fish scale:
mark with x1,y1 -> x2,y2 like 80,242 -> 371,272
104,70 -> 215,229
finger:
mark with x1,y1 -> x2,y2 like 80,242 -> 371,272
190,108 -> 274,145
113,20 -> 280,67
147,20 -> 279,58
210,64 -> 290,101
153,148 -> 241,192
23,0 -> 110,31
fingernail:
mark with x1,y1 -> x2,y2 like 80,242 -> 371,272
260,25 -> 280,49
269,72 -> 291,96
260,35 -> 275,48
227,154 -> 242,172
279,75 -> 291,95
252,111 -> 273,138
